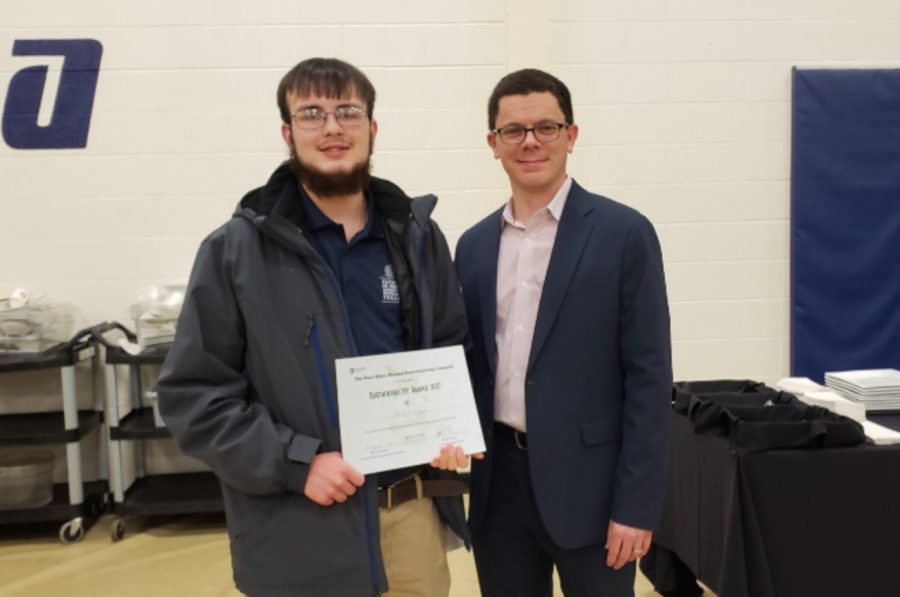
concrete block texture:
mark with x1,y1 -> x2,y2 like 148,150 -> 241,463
3,0 -> 900,389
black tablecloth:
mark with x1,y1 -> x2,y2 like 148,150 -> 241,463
641,412 -> 900,597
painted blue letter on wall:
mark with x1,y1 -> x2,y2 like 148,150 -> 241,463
2,39 -> 103,149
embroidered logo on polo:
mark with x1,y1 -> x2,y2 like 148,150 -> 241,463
381,265 -> 399,304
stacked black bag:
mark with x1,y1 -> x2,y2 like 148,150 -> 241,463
673,379 -> 865,452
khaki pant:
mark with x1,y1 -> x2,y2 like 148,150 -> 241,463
379,497 -> 451,597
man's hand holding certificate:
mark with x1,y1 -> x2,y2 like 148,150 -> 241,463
336,345 -> 485,475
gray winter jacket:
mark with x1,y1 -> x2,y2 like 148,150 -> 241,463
156,163 -> 470,597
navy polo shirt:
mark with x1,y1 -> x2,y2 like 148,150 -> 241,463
300,187 -> 405,357
299,187 -> 419,488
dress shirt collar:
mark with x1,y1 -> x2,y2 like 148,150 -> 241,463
501,176 -> 572,229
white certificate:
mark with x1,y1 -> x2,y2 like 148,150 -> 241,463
335,345 -> 486,475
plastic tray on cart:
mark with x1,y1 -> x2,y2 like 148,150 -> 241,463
93,323 -> 223,542
0,324 -> 115,543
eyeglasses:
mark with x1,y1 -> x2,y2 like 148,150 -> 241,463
291,105 -> 368,130
492,121 -> 568,144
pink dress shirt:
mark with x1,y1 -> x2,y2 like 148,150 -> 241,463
494,177 -> 572,432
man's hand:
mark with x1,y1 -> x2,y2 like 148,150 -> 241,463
303,452 -> 365,506
430,444 -> 485,470
605,520 -> 652,569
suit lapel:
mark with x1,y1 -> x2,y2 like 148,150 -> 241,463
478,212 -> 502,376
528,184 -> 595,370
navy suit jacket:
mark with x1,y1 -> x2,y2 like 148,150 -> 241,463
455,180 -> 672,549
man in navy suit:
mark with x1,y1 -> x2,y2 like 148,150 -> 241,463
453,69 -> 672,597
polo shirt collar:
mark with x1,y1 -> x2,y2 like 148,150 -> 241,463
298,183 -> 384,239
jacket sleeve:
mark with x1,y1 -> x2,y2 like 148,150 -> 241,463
610,214 -> 673,530
156,228 -> 320,496
425,220 -> 470,350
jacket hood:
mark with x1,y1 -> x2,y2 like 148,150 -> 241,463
234,161 -> 437,228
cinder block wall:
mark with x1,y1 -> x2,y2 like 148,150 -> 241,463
3,0 -> 900,395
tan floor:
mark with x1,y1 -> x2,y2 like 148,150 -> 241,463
0,514 -> 675,597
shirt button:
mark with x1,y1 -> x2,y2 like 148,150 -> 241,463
516,324 -> 524,332
519,281 -> 528,288
514,369 -> 522,377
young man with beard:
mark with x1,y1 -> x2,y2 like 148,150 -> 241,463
156,58 -> 470,597
453,69 -> 672,597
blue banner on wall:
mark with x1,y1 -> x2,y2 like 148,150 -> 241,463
2,39 -> 103,150
791,68 -> 900,381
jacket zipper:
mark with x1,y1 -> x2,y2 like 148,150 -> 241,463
304,250 -> 382,594
305,315 -> 338,428
271,219 -> 384,594
362,484 -> 380,595
415,220 -> 430,348
306,309 -> 381,594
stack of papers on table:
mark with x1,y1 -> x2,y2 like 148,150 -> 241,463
861,420 -> 900,445
825,369 -> 900,414
777,377 -> 827,396
777,377 -> 866,422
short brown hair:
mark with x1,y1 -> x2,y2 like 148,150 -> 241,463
277,58 -> 376,124
487,68 -> 573,130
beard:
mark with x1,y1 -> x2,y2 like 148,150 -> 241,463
288,143 -> 372,198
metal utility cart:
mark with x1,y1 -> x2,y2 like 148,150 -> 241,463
96,324 -> 222,542
0,329 -> 108,543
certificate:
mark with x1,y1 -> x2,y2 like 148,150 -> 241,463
335,345 -> 486,475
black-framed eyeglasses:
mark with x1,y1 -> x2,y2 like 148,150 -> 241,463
491,121 -> 568,144
291,105 -> 368,130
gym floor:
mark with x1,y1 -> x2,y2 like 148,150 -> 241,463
0,513 -> 677,596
